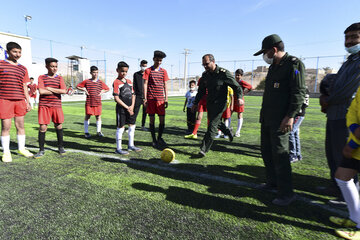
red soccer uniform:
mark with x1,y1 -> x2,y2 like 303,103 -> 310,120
143,67 -> 169,102
234,80 -> 252,113
38,74 -> 66,108
28,83 -> 37,98
0,60 -> 29,100
77,79 -> 109,107
197,77 -> 208,112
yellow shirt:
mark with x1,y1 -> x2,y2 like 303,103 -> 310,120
346,88 -> 360,160
226,87 -> 233,108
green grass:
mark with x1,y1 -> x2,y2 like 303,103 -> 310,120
0,96 -> 343,239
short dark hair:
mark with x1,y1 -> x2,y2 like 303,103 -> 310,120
154,50 -> 166,59
90,66 -> 98,72
117,61 -> 129,69
273,41 -> 285,52
30,77 -> 34,80
235,69 -> 244,76
140,60 -> 148,65
202,54 -> 215,62
345,22 -> 360,34
45,57 -> 58,65
189,80 -> 196,85
6,42 -> 21,51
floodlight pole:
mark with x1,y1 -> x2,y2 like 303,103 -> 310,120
24,15 -> 32,37
183,49 -> 190,89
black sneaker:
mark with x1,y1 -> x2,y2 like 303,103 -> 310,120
34,150 -> 45,159
97,132 -> 104,137
199,150 -> 206,157
224,128 -> 233,142
85,133 -> 91,138
255,183 -> 277,192
152,141 -> 158,149
157,138 -> 168,148
58,147 -> 66,155
272,194 -> 296,206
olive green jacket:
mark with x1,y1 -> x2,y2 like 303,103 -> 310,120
260,53 -> 306,126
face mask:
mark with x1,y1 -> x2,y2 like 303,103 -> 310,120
190,87 -> 195,91
263,53 -> 274,64
141,66 -> 146,71
345,43 -> 360,54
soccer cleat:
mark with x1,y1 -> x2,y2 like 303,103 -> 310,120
128,146 -> 142,152
58,147 -> 66,155
330,216 -> 357,228
290,157 -> 299,163
272,195 -> 296,206
215,133 -> 221,139
97,132 -> 104,137
157,138 -> 168,148
115,149 -> 129,155
199,150 -> 206,157
335,228 -> 360,240
235,132 -> 240,137
2,152 -> 12,162
85,133 -> 91,138
184,133 -> 197,139
226,129 -> 234,142
34,151 -> 45,159
18,148 -> 34,158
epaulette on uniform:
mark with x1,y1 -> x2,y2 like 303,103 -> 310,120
290,56 -> 299,63
220,68 -> 226,73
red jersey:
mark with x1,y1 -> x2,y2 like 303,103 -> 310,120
197,77 -> 208,101
113,78 -> 134,107
28,83 -> 37,98
143,67 -> 169,101
0,60 -> 30,100
77,79 -> 109,107
236,80 -> 252,100
38,74 -> 66,108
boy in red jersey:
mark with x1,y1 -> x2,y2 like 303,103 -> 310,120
34,58 -> 67,158
232,69 -> 252,137
76,66 -> 109,138
28,77 -> 38,109
0,42 -> 33,162
184,77 -> 207,139
143,50 -> 169,149
113,61 -> 141,155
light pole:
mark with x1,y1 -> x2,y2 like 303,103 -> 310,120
80,46 -> 86,57
24,15 -> 32,37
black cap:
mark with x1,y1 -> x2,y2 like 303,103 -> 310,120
253,34 -> 282,56
154,50 -> 166,59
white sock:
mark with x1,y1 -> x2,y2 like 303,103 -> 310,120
96,121 -> 102,133
17,135 -> 26,150
1,135 -> 10,153
224,119 -> 229,128
84,120 -> 89,133
116,127 -> 125,150
236,118 -> 243,134
30,101 -> 34,109
336,178 -> 360,226
128,125 -> 135,147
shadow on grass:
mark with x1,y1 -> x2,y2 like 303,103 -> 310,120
131,182 -> 332,234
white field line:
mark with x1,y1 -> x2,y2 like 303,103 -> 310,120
21,146 -> 347,217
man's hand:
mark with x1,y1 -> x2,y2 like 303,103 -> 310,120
164,101 -> 168,108
191,104 -> 198,113
237,98 -> 244,106
320,94 -> 328,113
279,116 -> 294,133
143,99 -> 147,107
183,107 -> 186,112
343,144 -> 354,159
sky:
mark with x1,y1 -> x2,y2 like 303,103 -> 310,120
0,0 -> 359,78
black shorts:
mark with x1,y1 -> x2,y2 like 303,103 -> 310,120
340,157 -> 360,172
116,105 -> 136,127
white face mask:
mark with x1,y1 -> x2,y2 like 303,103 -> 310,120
345,43 -> 360,55
141,66 -> 147,71
263,53 -> 274,65
190,87 -> 196,91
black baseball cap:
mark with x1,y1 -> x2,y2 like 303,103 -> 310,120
253,34 -> 282,56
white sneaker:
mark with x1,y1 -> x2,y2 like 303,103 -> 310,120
235,132 -> 240,137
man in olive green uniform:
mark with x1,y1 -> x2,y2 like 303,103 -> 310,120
254,34 -> 305,206
192,54 -> 243,157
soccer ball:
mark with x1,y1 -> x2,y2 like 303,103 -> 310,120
161,148 -> 175,163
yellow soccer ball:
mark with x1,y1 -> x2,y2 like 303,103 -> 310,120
161,148 -> 175,163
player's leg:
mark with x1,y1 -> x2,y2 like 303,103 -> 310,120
84,106 -> 92,138
53,107 -> 65,154
115,106 -> 129,155
141,103 -> 147,130
1,118 -> 12,162
128,123 -> 141,152
156,101 -> 167,148
185,108 -> 203,139
235,112 -> 243,137
14,115 -> 33,157
95,113 -> 104,137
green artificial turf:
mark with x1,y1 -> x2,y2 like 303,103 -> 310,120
0,96 -> 343,239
